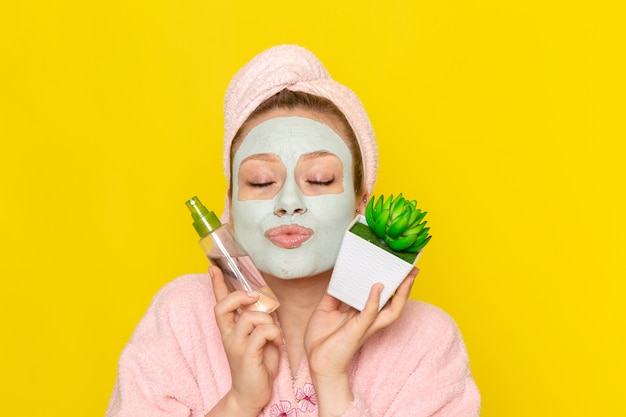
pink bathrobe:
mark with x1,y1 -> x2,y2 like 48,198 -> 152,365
106,274 -> 480,416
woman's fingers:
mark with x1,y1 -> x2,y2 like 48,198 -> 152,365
367,268 -> 418,334
230,310 -> 277,339
358,282 -> 384,324
211,270 -> 284,351
245,322 -> 285,352
214,290 -> 260,322
225,316 -> 284,364
211,266 -> 268,334
384,267 -> 418,313
209,266 -> 230,303
356,268 -> 419,339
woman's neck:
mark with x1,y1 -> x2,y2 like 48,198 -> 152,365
263,271 -> 330,315
262,271 -> 332,376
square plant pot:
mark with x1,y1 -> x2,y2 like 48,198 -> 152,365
328,215 -> 422,311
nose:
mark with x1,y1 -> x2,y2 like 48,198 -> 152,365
274,179 -> 307,217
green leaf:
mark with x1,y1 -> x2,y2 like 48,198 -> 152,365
407,208 -> 421,227
373,209 -> 390,238
386,234 -> 417,251
404,221 -> 427,236
407,235 -> 432,252
387,213 -> 410,238
365,197 -> 376,226
390,194 -> 405,220
382,194 -> 393,212
373,195 -> 385,219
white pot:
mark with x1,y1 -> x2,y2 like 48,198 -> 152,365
328,215 -> 421,311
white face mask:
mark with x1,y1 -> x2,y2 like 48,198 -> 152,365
231,116 -> 356,279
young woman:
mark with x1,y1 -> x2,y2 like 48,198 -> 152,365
106,44 -> 480,417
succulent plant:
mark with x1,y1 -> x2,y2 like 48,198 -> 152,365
364,194 -> 432,253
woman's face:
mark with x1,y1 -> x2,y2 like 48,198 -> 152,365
231,109 -> 360,279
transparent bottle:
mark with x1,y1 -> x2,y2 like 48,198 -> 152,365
185,196 -> 280,313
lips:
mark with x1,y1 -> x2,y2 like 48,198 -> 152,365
264,224 -> 314,248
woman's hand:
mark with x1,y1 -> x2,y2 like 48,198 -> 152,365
208,266 -> 284,417
303,268 -> 418,417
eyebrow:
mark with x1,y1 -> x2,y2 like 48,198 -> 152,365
299,150 -> 336,161
240,153 -> 281,163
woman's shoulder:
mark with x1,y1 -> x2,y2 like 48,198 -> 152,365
157,273 -> 213,298
125,273 -> 220,349
399,300 -> 461,333
146,273 -> 215,320
367,299 -> 466,354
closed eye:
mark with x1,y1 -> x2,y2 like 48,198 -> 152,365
307,178 -> 334,186
248,181 -> 275,187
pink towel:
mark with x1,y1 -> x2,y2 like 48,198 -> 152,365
221,44 -> 378,219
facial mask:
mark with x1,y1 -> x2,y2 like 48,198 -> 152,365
231,116 -> 356,279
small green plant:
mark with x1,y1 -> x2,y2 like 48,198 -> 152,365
363,193 -> 432,254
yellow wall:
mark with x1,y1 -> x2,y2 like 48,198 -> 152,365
1,1 -> 623,415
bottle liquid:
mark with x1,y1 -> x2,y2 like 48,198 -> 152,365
185,196 -> 280,314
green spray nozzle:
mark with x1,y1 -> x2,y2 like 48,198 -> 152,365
185,196 -> 221,237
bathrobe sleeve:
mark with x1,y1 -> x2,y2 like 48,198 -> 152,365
105,274 -> 231,417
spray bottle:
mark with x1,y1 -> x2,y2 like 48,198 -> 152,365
185,196 -> 280,313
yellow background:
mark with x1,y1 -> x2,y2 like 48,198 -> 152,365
1,1 -> 623,415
